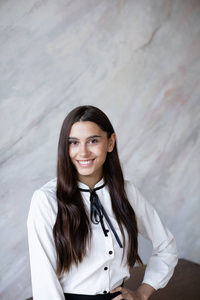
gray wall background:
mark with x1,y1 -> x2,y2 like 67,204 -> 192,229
0,1 -> 200,299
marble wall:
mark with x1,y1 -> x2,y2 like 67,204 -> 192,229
0,0 -> 200,299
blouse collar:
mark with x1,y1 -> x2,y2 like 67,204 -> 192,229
78,178 -> 105,190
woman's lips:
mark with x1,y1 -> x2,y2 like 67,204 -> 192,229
77,159 -> 95,167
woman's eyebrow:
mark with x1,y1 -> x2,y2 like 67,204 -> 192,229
86,135 -> 102,139
68,137 -> 78,140
68,135 -> 102,140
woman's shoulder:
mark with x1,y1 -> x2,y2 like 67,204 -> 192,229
124,179 -> 137,193
28,178 -> 57,227
39,177 -> 57,198
124,179 -> 146,211
31,178 -> 57,212
124,179 -> 156,218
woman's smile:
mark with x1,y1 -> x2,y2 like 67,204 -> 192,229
77,159 -> 95,167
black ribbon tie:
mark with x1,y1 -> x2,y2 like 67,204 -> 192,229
79,184 -> 123,248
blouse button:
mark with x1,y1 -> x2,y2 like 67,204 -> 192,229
103,291 -> 107,294
109,250 -> 113,255
104,267 -> 108,271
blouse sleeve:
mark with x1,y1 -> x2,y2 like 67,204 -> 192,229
27,190 -> 65,300
126,182 -> 178,290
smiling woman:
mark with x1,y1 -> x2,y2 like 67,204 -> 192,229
27,105 -> 178,300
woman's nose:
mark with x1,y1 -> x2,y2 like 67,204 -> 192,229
79,143 -> 90,156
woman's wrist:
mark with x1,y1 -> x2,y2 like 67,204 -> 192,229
136,283 -> 155,300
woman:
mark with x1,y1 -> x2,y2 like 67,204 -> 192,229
27,105 -> 178,300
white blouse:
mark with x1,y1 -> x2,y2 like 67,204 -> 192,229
27,178 -> 178,300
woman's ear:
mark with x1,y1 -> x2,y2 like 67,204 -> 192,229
108,133 -> 116,152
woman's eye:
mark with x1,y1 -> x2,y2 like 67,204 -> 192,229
69,140 -> 78,146
89,139 -> 98,144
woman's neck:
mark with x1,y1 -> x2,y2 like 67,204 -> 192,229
78,175 -> 103,190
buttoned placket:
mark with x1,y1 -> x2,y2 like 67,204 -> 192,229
103,223 -> 115,294
80,189 -> 116,294
94,189 -> 116,295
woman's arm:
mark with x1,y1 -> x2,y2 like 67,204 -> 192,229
125,181 -> 178,291
27,190 -> 65,300
136,189 -> 178,290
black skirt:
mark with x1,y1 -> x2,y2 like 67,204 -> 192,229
64,291 -> 121,300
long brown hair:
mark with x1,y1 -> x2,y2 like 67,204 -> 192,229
53,105 -> 142,276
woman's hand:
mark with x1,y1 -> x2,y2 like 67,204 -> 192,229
110,283 -> 155,300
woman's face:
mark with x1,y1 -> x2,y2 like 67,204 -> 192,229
68,121 -> 115,188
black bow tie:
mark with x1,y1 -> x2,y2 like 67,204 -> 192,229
79,184 -> 123,248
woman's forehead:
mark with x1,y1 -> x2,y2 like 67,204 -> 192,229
69,121 -> 106,138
